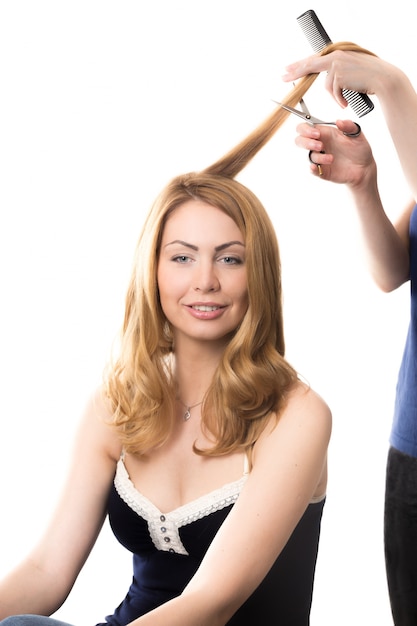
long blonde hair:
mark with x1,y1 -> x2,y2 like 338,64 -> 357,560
106,42 -> 376,455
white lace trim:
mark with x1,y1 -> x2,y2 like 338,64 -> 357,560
114,457 -> 248,556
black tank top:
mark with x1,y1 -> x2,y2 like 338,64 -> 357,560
98,456 -> 325,625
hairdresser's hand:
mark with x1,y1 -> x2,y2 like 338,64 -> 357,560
286,48 -> 417,199
283,50 -> 397,109
295,120 -> 376,187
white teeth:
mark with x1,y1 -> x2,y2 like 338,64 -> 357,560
192,305 -> 219,312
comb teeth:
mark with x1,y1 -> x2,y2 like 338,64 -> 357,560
296,9 -> 374,117
342,89 -> 374,118
297,9 -> 332,52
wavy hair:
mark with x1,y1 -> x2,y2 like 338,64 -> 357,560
105,42 -> 376,455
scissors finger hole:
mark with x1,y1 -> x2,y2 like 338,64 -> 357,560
342,122 -> 361,137
308,150 -> 325,164
308,150 -> 325,176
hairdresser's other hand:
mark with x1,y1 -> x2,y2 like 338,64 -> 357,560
283,50 -> 399,109
295,120 -> 376,187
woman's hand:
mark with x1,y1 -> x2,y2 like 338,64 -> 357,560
295,120 -> 376,187
282,50 -> 394,109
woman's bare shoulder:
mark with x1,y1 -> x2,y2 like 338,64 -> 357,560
259,379 -> 332,447
74,385 -> 122,463
287,378 -> 331,412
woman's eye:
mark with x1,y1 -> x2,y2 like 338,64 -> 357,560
220,256 -> 242,265
172,255 -> 190,263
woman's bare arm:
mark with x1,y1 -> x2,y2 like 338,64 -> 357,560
0,389 -> 121,618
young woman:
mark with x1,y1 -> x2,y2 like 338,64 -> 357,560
285,45 -> 417,625
0,82 -> 332,626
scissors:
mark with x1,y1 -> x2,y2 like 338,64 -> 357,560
274,97 -> 361,137
274,96 -> 361,175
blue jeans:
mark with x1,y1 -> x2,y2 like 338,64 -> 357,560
0,618 -> 74,626
385,446 -> 417,625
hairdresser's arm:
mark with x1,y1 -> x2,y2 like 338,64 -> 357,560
128,382 -> 331,626
295,120 -> 411,292
0,389 -> 120,618
283,51 -> 417,200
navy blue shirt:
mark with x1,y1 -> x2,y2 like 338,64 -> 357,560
97,457 -> 325,625
391,204 -> 417,456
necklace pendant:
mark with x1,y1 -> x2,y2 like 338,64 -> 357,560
183,408 -> 191,421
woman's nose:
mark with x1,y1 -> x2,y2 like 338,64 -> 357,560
193,262 -> 220,292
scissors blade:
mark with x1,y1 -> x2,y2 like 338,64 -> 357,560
299,98 -> 310,116
273,101 -> 314,124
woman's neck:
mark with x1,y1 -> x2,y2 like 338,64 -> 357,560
172,344 -> 222,405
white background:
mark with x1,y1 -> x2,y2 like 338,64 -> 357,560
0,1 -> 414,624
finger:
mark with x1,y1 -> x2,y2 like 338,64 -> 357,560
308,153 -> 334,179
311,164 -> 322,176
308,155 -> 325,177
324,72 -> 348,109
294,124 -> 339,156
295,122 -> 321,139
282,54 -> 330,81
308,149 -> 330,164
294,135 -> 325,153
335,119 -> 362,137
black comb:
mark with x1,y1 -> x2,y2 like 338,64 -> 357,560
297,9 -> 374,118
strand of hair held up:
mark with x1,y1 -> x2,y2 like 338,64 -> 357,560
203,42 -> 377,180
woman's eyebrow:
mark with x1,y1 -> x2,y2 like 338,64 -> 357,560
215,241 -> 245,252
164,240 -> 198,250
164,240 -> 244,251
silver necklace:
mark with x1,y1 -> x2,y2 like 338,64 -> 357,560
177,398 -> 203,421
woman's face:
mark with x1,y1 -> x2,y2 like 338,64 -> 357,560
157,199 -> 248,347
